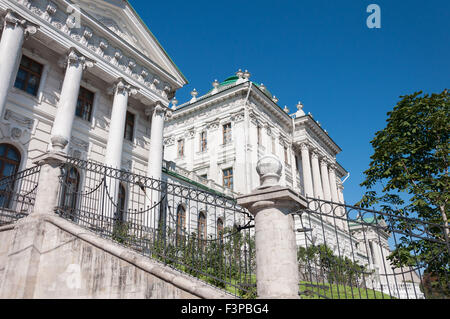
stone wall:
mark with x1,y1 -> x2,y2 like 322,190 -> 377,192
0,214 -> 234,299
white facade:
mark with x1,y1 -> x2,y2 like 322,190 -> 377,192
0,0 -> 423,299
0,0 -> 185,175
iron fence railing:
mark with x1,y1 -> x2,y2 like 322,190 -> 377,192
0,165 -> 41,226
55,157 -> 256,298
294,197 -> 450,299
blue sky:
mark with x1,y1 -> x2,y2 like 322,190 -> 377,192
129,0 -> 450,205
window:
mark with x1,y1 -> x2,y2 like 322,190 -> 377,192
272,137 -> 276,154
200,131 -> 207,152
117,183 -> 126,222
76,87 -> 94,122
223,168 -> 233,190
217,217 -> 224,241
124,111 -> 135,141
177,139 -> 185,157
223,123 -> 232,144
176,204 -> 186,244
200,174 -> 208,180
198,211 -> 207,247
14,55 -> 43,97
113,184 -> 127,237
60,166 -> 80,221
0,144 -> 21,208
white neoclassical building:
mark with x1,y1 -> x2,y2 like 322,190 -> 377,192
164,71 -> 348,210
0,0 -> 423,299
163,71 -> 424,299
0,0 -> 188,182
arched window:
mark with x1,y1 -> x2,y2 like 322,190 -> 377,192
176,204 -> 186,244
117,183 -> 126,222
217,217 -> 224,242
60,166 -> 80,220
198,211 -> 207,246
0,144 -> 21,208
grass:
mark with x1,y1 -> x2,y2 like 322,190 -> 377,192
299,281 -> 395,299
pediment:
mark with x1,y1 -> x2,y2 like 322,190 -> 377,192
76,0 -> 186,87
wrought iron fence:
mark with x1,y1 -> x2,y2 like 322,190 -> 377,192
0,165 -> 41,226
294,197 -> 450,299
55,157 -> 256,298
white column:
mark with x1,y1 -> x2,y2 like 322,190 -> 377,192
311,150 -> 324,200
300,143 -> 314,198
103,79 -> 136,225
50,49 -> 93,152
320,158 -> 334,225
146,102 -> 168,182
146,102 -> 169,229
0,10 -> 38,117
104,79 -> 137,169
337,180 -> 348,231
320,159 -> 332,201
328,164 -> 345,230
329,164 -> 339,203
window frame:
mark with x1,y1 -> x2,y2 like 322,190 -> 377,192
124,111 -> 135,142
223,123 -> 232,144
177,139 -> 185,158
199,131 -> 207,152
0,144 -> 22,209
222,167 -> 233,190
75,86 -> 95,122
13,55 -> 44,97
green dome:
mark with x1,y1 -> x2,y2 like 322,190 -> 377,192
207,75 -> 273,99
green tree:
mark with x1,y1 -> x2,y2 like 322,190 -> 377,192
358,90 -> 450,298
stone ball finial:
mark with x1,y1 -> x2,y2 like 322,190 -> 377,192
171,97 -> 178,110
243,70 -> 251,80
256,154 -> 283,189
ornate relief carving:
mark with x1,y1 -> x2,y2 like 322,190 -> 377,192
4,109 -> 34,130
3,10 -> 38,37
12,1 -> 171,99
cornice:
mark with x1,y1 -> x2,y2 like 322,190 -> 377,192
294,114 -> 342,155
2,0 -> 176,106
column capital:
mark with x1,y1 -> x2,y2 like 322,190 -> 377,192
328,163 -> 337,171
145,101 -> 171,119
299,142 -> 310,152
311,149 -> 320,160
320,157 -> 330,167
58,48 -> 95,70
108,78 -> 138,96
3,10 -> 38,37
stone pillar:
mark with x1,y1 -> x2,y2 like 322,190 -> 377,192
310,150 -> 323,199
146,102 -> 169,183
32,152 -> 66,215
328,164 -> 344,229
50,49 -> 94,152
105,78 -> 137,169
145,102 -> 170,228
104,79 -> 136,222
328,164 -> 339,204
337,180 -> 348,231
237,154 -> 307,299
300,143 -> 314,197
0,10 -> 38,118
320,159 -> 332,201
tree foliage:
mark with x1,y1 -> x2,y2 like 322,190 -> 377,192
357,89 -> 450,298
